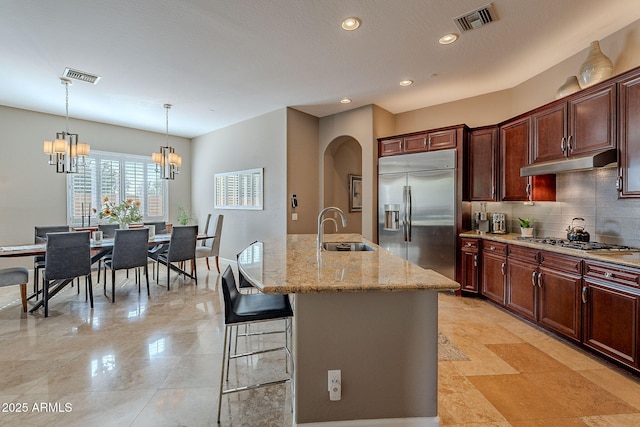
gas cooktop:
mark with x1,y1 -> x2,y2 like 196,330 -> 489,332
515,237 -> 640,252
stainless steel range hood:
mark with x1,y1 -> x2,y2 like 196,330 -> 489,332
520,149 -> 617,176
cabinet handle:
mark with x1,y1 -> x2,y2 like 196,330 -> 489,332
466,242 -> 473,247
526,183 -> 531,199
531,271 -> 537,287
581,286 -> 588,304
427,137 -> 432,150
501,262 -> 506,275
490,245 -> 496,251
537,272 -> 543,288
560,137 -> 566,153
491,185 -> 495,199
616,176 -> 623,191
604,271 -> 614,279
473,255 -> 477,267
567,135 -> 573,154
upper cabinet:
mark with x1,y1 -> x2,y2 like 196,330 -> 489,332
467,126 -> 498,201
500,116 -> 556,202
378,126 -> 458,157
531,83 -> 616,164
618,70 -> 640,198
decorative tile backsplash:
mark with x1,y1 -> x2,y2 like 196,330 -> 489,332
470,167 -> 640,248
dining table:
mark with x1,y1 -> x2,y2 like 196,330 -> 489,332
0,232 -> 215,313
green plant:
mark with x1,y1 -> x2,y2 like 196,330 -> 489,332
518,217 -> 533,228
177,204 -> 192,225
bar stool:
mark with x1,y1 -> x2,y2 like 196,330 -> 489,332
217,265 -> 293,424
0,267 -> 29,312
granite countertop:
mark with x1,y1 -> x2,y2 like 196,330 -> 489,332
460,231 -> 640,269
237,234 -> 460,294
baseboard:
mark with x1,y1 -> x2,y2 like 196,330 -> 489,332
295,416 -> 440,427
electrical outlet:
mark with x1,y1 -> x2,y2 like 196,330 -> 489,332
328,369 -> 341,401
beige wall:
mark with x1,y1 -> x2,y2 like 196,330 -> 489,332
319,105 -> 376,240
0,105 -> 191,269
191,109 -> 287,260
324,137 -> 362,234
286,108 -> 320,234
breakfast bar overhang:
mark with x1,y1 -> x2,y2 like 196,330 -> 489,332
238,234 -> 459,426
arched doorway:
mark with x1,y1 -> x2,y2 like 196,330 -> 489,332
322,136 -> 362,234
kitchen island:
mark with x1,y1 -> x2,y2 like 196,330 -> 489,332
238,234 -> 459,426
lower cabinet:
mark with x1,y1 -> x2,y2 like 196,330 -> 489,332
505,248 -> 582,342
538,252 -> 583,342
481,242 -> 507,304
583,261 -> 640,369
460,238 -> 480,293
474,240 -> 640,374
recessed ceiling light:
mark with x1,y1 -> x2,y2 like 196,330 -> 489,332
439,33 -> 459,45
340,98 -> 352,104
399,80 -> 413,87
341,17 -> 361,31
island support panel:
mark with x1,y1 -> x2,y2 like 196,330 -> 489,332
294,291 -> 440,426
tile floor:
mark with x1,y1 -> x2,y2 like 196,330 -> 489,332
0,259 -> 639,426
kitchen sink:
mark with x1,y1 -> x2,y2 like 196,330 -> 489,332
322,242 -> 375,252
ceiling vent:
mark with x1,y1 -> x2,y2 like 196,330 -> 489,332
453,3 -> 497,32
62,67 -> 101,84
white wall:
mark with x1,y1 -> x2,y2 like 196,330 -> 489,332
0,105 -> 190,269
191,109 -> 287,260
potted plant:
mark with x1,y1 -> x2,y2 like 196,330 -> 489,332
518,217 -> 534,237
177,204 -> 192,225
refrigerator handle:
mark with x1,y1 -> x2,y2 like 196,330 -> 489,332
407,186 -> 412,242
402,186 -> 408,242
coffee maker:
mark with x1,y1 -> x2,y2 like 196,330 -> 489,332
492,213 -> 506,234
474,203 -> 490,234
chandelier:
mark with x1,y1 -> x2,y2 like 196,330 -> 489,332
43,77 -> 90,173
152,104 -> 182,180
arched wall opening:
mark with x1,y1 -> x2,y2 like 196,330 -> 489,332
322,135 -> 362,234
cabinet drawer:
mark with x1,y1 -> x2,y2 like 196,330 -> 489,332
507,245 -> 538,263
483,241 -> 507,256
428,129 -> 456,150
540,251 -> 583,275
584,261 -> 640,288
461,238 -> 480,251
379,138 -> 403,156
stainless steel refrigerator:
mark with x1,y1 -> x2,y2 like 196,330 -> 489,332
378,149 -> 456,279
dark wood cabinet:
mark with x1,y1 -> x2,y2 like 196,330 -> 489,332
583,261 -> 640,368
500,116 -> 556,202
467,126 -> 498,201
460,238 -> 480,293
538,251 -> 583,342
379,138 -> 403,156
481,242 -> 506,304
506,246 -> 539,322
618,70 -> 640,198
378,126 -> 460,157
427,128 -> 457,151
531,84 -> 615,164
568,83 -> 616,156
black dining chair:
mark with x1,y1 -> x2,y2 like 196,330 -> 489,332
157,225 -> 198,290
43,231 -> 93,317
103,228 -> 150,303
33,225 -> 70,298
217,265 -> 293,423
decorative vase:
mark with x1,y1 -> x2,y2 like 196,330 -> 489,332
577,40 -> 613,89
555,76 -> 581,99
520,227 -> 534,238
119,222 -> 129,230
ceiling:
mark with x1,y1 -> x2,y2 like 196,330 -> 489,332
1,0 -> 639,139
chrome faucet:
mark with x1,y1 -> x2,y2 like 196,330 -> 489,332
317,207 -> 347,249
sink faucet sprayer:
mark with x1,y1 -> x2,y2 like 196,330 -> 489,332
317,207 -> 347,249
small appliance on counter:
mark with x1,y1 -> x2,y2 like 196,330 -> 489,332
491,213 -> 507,234
566,217 -> 590,242
474,202 -> 491,234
